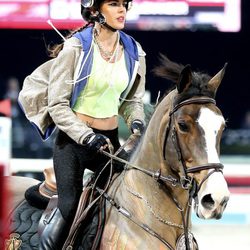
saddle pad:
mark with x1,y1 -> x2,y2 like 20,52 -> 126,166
6,200 -> 43,250
5,199 -> 104,250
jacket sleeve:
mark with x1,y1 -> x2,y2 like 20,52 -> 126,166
47,37 -> 94,144
18,58 -> 55,137
119,42 -> 146,128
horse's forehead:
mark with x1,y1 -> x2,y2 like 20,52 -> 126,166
197,108 -> 224,163
198,107 -> 225,129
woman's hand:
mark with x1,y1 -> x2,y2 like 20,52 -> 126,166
130,119 -> 145,135
83,133 -> 109,152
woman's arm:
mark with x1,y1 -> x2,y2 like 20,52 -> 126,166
119,45 -> 146,129
48,37 -> 94,144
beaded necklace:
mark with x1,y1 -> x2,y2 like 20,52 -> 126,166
94,28 -> 120,60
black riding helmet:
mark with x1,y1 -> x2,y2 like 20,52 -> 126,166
81,0 -> 133,28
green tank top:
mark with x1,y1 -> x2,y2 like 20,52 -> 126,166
72,43 -> 129,118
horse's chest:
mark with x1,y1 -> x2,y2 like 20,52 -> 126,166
100,223 -> 141,249
100,218 -> 168,250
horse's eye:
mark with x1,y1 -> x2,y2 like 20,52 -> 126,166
178,121 -> 189,132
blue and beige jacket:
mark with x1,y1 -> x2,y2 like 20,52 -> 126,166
18,26 -> 146,144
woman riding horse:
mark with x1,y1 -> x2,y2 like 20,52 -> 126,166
7,56 -> 230,250
18,0 -> 146,249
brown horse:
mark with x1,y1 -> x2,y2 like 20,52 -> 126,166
98,56 -> 230,250
5,56 -> 230,250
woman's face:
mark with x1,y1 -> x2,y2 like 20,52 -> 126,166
100,0 -> 128,30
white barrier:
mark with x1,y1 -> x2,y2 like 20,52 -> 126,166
10,157 -> 250,225
0,117 -> 11,176
10,157 -> 250,177
10,158 -> 53,173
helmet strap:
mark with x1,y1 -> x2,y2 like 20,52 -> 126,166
95,12 -> 117,32
103,22 -> 117,33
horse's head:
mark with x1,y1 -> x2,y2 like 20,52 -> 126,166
153,55 -> 230,220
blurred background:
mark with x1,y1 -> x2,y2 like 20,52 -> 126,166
0,0 -> 249,249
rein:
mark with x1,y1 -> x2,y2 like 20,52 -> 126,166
102,150 -> 180,187
63,136 -> 135,249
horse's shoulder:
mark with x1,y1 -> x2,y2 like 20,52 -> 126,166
6,176 -> 40,212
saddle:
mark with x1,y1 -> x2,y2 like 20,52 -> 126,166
36,167 -> 105,250
38,167 -> 57,199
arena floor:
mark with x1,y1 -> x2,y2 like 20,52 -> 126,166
193,225 -> 250,250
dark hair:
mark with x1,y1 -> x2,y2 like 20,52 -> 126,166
153,54 -> 214,101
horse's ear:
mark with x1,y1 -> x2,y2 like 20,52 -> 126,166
208,63 -> 228,94
177,64 -> 192,93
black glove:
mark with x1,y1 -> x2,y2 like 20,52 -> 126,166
83,133 -> 109,152
130,119 -> 145,135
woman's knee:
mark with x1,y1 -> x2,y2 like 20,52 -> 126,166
58,194 -> 80,221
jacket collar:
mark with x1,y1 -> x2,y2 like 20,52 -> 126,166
119,30 -> 138,61
74,26 -> 139,61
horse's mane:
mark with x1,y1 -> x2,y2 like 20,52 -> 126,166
153,54 -> 185,83
153,54 -> 214,102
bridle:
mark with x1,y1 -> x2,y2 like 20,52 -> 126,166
163,96 -> 224,191
161,96 -> 224,249
100,96 -> 224,250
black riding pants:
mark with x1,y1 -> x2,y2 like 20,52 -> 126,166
53,128 -> 121,222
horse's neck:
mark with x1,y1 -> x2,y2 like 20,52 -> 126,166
133,90 -> 176,175
116,90 -> 189,236
128,90 -> 176,195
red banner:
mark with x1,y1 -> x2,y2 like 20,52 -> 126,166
0,99 -> 11,117
0,165 -> 9,249
0,0 -> 241,31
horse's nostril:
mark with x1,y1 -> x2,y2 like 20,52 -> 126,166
201,194 -> 215,210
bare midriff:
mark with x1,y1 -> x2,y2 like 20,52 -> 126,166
75,112 -> 118,130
